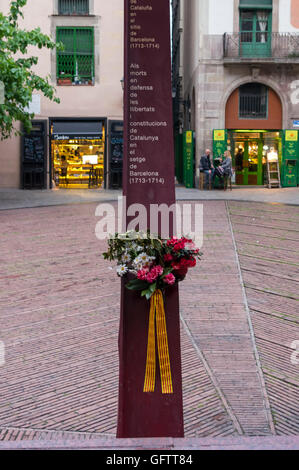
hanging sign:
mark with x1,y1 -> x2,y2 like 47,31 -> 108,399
213,129 -> 227,157
284,130 -> 298,158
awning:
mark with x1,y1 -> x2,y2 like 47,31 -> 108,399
52,120 -> 103,140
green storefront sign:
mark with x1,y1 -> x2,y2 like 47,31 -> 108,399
183,131 -> 194,188
282,130 -> 298,187
213,129 -> 227,158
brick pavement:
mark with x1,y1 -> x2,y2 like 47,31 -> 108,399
180,201 -> 273,436
0,200 -> 298,447
228,202 -> 299,435
0,203 -> 236,439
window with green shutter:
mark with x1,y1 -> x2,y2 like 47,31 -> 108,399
59,0 -> 89,15
57,27 -> 94,85
239,0 -> 272,57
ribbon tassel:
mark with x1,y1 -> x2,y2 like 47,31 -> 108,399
143,290 -> 173,394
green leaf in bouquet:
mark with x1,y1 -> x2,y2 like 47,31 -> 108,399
126,279 -> 149,291
141,282 -> 157,300
160,267 -> 173,279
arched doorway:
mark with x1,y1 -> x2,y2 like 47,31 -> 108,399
225,82 -> 283,185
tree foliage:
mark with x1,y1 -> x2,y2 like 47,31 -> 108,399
0,0 -> 61,139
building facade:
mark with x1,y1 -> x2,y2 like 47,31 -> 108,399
0,0 -> 124,189
172,0 -> 299,187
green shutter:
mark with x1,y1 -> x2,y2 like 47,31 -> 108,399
240,0 -> 272,9
57,27 -> 94,83
59,0 -> 89,15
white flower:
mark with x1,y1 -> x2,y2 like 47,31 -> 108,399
116,264 -> 128,276
135,262 -> 144,270
121,252 -> 131,263
136,245 -> 143,252
132,255 -> 141,266
139,252 -> 150,263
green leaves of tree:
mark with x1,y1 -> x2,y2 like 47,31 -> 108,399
0,0 -> 61,139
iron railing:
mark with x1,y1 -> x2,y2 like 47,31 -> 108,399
58,0 -> 89,15
223,32 -> 299,59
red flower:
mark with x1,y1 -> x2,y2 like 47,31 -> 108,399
166,237 -> 178,246
137,269 -> 149,281
145,265 -> 164,283
163,273 -> 176,285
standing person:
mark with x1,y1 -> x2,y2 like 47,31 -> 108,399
60,155 -> 68,187
199,148 -> 214,189
235,147 -> 244,171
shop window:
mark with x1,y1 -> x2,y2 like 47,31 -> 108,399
57,27 -> 94,85
239,83 -> 268,119
58,0 -> 89,15
51,120 -> 105,189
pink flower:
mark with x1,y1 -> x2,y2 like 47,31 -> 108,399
153,265 -> 163,276
164,254 -> 173,262
146,265 -> 163,283
137,269 -> 149,280
163,273 -> 176,285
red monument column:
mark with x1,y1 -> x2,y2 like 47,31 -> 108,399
117,0 -> 184,438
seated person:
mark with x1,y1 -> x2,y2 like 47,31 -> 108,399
212,151 -> 233,186
199,149 -> 214,189
221,151 -> 233,177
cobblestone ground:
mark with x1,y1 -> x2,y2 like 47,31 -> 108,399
228,201 -> 299,435
0,201 -> 298,445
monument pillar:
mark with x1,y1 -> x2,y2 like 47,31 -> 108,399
117,0 -> 184,438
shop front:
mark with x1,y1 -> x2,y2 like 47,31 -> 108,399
229,130 -> 282,185
50,119 -> 106,189
213,128 -> 298,187
216,82 -> 298,186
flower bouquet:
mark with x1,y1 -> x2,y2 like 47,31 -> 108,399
103,230 -> 201,300
103,230 -> 202,394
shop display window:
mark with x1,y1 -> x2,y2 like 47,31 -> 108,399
52,134 -> 104,189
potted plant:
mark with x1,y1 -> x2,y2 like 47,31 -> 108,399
57,74 -> 72,85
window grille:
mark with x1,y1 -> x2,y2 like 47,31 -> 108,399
239,83 -> 268,118
58,0 -> 89,15
57,27 -> 94,84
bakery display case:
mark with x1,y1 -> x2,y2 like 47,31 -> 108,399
52,138 -> 104,189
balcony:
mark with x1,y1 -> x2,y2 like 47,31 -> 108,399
223,32 -> 299,64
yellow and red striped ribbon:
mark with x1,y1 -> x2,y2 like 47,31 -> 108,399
143,289 -> 173,394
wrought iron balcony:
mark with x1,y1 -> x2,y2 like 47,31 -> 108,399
223,32 -> 299,62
